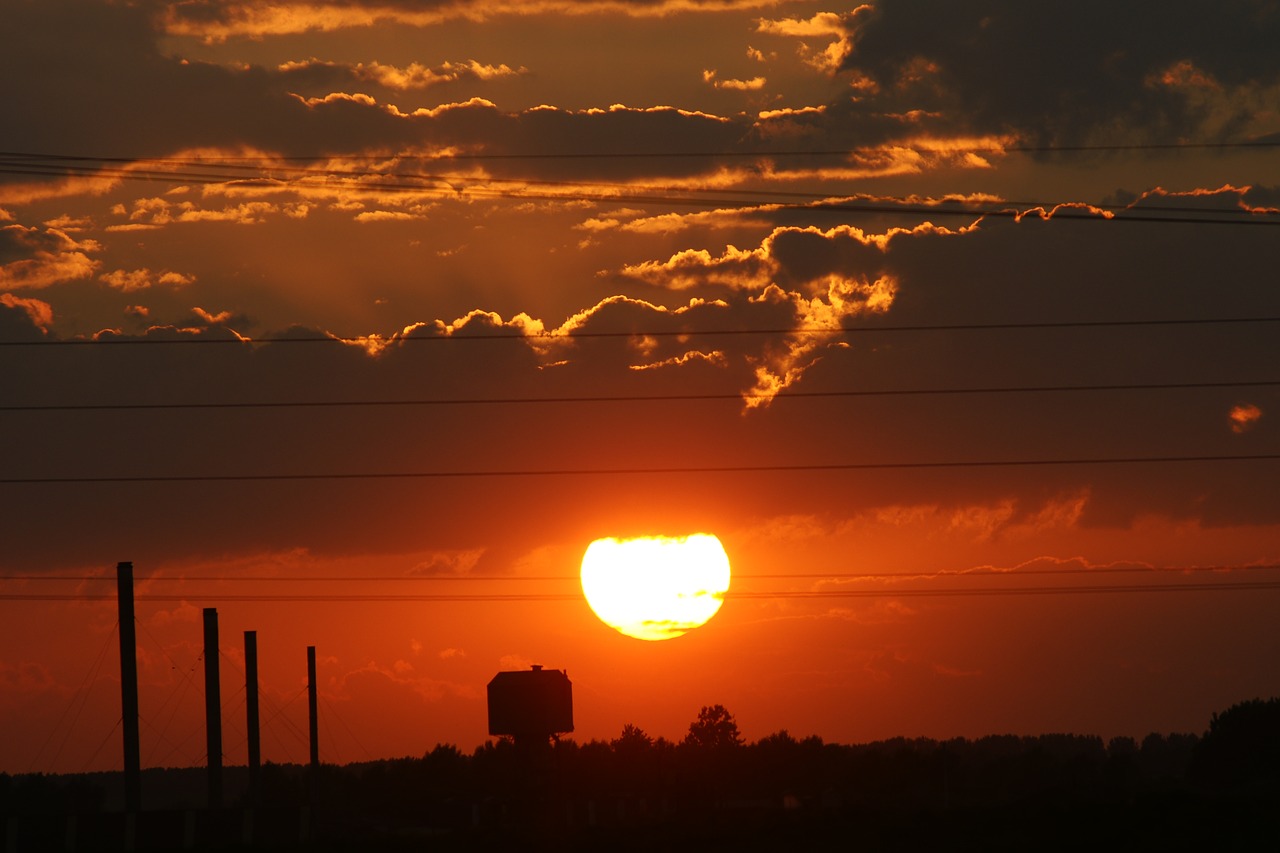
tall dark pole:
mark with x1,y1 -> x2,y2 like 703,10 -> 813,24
203,608 -> 223,809
307,646 -> 319,769
244,631 -> 261,805
116,562 -> 141,813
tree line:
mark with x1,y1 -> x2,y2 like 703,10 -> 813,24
2,699 -> 1277,849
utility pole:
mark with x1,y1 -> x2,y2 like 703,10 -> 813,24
116,562 -> 141,813
203,608 -> 223,809
244,631 -> 261,805
307,646 -> 319,770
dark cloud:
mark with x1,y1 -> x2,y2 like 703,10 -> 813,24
837,0 -> 1280,145
0,295 -> 52,339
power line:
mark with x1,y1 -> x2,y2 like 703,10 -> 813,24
2,162 -> 1272,228
2,580 -> 1278,602
1,151 -> 1276,227
2,378 -> 1276,412
3,140 -> 1276,165
1,453 -> 1275,486
731,581 -> 1280,598
6,564 -> 1279,583
0,153 -> 1271,217
5,316 -> 1279,347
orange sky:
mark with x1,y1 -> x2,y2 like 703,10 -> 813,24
2,0 -> 1279,774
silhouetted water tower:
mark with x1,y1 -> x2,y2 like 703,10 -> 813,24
487,665 -> 573,747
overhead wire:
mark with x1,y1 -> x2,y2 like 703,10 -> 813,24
5,315 -> 1280,347
3,565 -> 1278,602
1,581 -> 1278,602
0,148 -> 1276,228
3,139 -> 1277,165
0,152 -> 1265,217
3,378 -> 1277,412
1,452 -> 1275,486
6,563 -> 1280,584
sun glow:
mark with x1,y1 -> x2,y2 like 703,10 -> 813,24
580,534 -> 731,641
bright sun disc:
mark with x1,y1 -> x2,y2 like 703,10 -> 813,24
580,533 -> 731,641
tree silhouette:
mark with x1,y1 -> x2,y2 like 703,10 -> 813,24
1192,696 -> 1280,792
611,723 -> 653,754
683,704 -> 743,750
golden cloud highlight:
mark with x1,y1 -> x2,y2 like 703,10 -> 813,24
161,1 -> 783,40
0,225 -> 102,290
281,58 -> 525,90
1230,404 -> 1263,434
99,268 -> 196,293
1,293 -> 54,332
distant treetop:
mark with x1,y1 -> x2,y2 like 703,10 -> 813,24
684,704 -> 744,750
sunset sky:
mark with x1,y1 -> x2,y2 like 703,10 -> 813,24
2,0 -> 1279,775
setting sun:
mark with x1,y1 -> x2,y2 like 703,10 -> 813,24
580,534 -> 732,641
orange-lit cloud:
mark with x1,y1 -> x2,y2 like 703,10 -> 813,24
0,293 -> 54,332
279,58 -> 525,90
1124,184 -> 1274,216
619,220 -> 958,290
0,173 -> 123,206
1151,60 -> 1222,92
111,195 -> 308,228
757,104 -> 825,120
621,244 -> 773,290
189,306 -> 241,326
756,9 -> 860,38
160,1 -> 784,40
0,225 -> 101,290
741,274 -> 895,406
615,222 -> 919,404
703,70 -> 767,91
1230,404 -> 1263,434
591,205 -> 773,235
756,8 -> 866,74
99,268 -> 197,292
629,348 -> 727,371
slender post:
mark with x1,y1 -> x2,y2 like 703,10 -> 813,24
203,608 -> 223,809
244,631 -> 261,805
116,562 -> 141,813
307,646 -> 319,769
